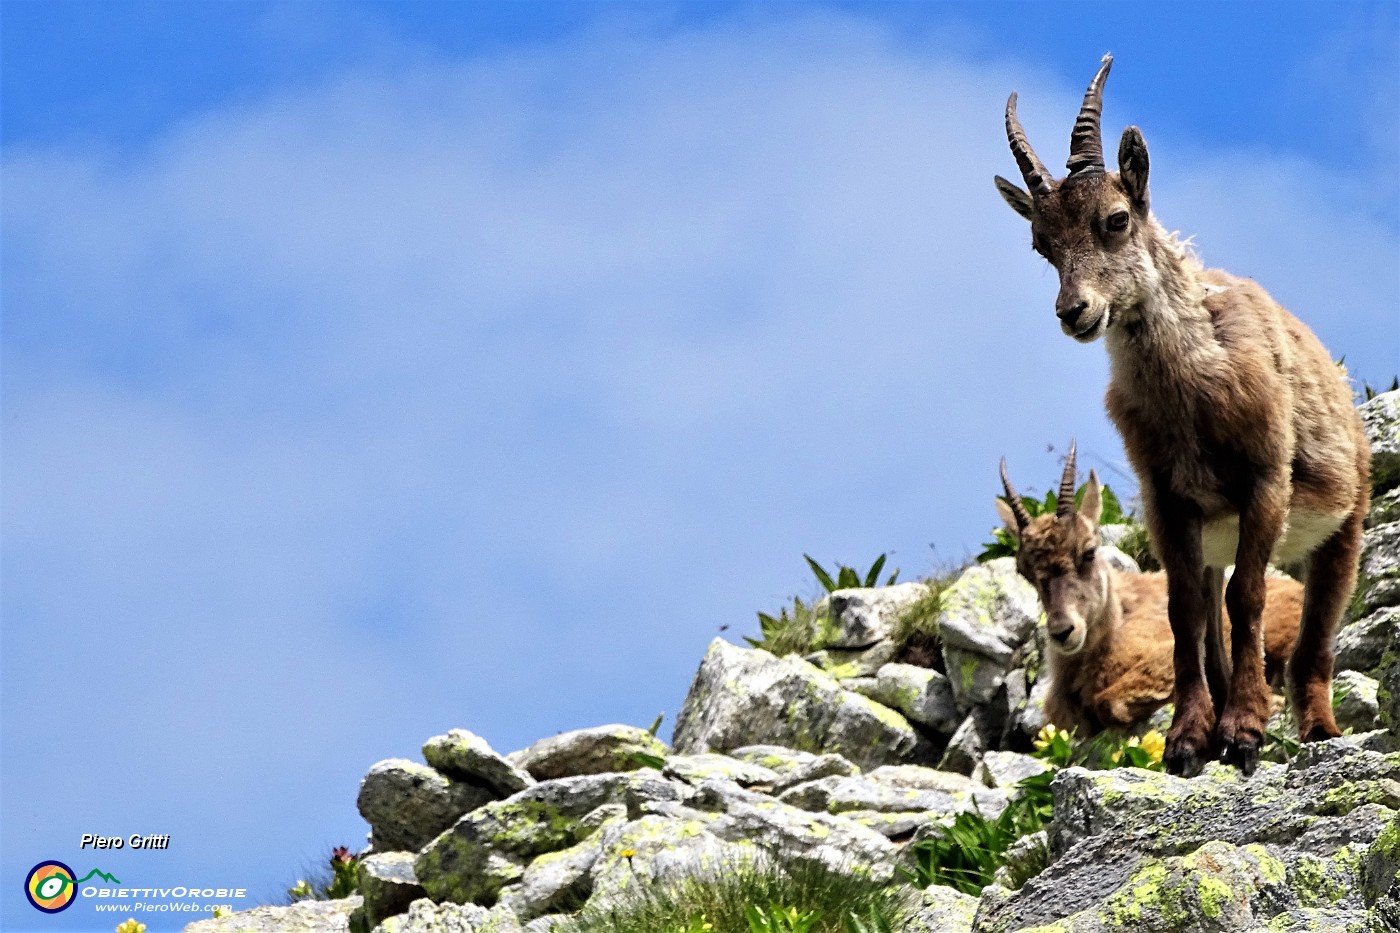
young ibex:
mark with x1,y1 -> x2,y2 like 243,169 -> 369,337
994,56 -> 1370,775
997,448 -> 1302,737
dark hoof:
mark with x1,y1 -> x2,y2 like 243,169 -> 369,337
1300,723 -> 1342,744
1165,741 -> 1207,778
1220,735 -> 1261,776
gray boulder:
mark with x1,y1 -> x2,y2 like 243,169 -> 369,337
1334,670 -> 1381,734
973,751 -> 1052,792
1336,605 -> 1397,675
936,559 -> 1042,710
356,852 -> 425,932
424,730 -> 535,796
414,771 -> 685,906
824,582 -> 931,648
867,662 -> 961,735
358,760 -> 495,853
1361,389 -> 1400,492
907,884 -> 979,932
1357,522 -> 1400,617
672,639 -> 933,770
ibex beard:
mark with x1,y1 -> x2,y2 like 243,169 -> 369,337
993,56 -> 1370,777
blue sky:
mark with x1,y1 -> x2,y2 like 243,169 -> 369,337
3,3 -> 1396,930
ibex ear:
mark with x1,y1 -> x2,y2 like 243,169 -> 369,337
1080,469 -> 1104,527
995,498 -> 1022,541
1117,127 -> 1150,211
994,176 -> 1035,222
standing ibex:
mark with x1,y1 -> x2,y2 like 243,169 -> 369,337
997,447 -> 1302,737
994,57 -> 1370,776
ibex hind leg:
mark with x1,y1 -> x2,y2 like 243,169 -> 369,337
1290,507 -> 1364,743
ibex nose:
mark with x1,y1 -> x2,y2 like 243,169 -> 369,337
1047,618 -> 1074,644
1057,300 -> 1088,329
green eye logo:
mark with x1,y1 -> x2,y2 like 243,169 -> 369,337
25,861 -> 121,913
26,861 -> 77,912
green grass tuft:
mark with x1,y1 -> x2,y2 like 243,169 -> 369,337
556,854 -> 916,933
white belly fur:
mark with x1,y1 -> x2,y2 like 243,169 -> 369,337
1201,509 -> 1347,569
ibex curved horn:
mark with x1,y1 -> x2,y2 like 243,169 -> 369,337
1000,458 -> 1033,531
1005,93 -> 1053,198
1057,440 -> 1079,517
1066,54 -> 1113,176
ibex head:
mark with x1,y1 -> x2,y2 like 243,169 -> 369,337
997,442 -> 1107,656
994,55 -> 1155,343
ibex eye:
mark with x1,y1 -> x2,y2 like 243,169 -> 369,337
1107,211 -> 1130,232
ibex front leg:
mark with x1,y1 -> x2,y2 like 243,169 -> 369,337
1217,478 -> 1288,775
1150,486 -> 1214,778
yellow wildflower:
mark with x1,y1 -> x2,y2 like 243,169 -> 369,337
115,921 -> 146,933
1033,724 -> 1066,752
619,848 -> 637,858
1140,730 -> 1166,764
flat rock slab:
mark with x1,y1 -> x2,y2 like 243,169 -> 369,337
507,725 -> 668,781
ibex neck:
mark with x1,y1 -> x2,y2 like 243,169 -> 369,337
1103,225 -> 1222,382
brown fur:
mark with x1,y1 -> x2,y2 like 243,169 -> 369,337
995,59 -> 1370,775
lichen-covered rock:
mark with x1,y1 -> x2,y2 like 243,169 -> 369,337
584,815 -> 751,908
906,883 -> 979,932
358,760 -> 496,853
728,745 -> 861,788
414,771 -> 685,906
371,898 -> 488,933
356,852 -> 426,932
183,897 -> 362,933
976,840 -> 1289,932
1361,389 -> 1400,493
685,778 -> 898,880
1333,670 -> 1381,734
1372,487 -> 1400,529
1362,809 -> 1400,909
937,559 -> 1042,710
868,662 -> 961,734
660,753 -> 779,788
824,582 -> 931,648
1336,605 -> 1397,675
424,730 -> 535,796
672,639 -> 933,770
496,834 -> 604,921
991,830 -> 1050,892
778,770 -> 1005,821
506,725 -> 668,781
973,751 -> 1053,791
976,740 -> 1400,932
1356,522 -> 1400,617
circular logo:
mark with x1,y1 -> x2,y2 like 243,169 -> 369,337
25,861 -> 77,913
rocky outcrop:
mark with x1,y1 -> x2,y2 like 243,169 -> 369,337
192,391 -> 1400,933
972,740 -> 1400,932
